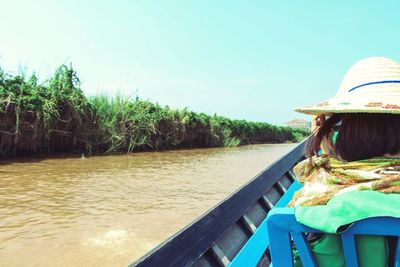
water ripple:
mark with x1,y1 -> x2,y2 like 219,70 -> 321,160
0,144 -> 295,266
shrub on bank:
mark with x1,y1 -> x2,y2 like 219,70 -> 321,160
0,65 -> 308,158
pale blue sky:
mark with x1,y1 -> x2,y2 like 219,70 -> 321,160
1,1 -> 399,125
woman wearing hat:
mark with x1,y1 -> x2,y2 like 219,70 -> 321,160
289,57 -> 400,267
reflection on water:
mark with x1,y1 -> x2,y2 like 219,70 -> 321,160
0,144 -> 295,266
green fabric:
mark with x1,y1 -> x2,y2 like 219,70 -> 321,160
295,190 -> 400,233
294,234 -> 345,267
293,190 -> 400,267
294,234 -> 388,267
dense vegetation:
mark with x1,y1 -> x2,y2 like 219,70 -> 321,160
0,65 -> 308,158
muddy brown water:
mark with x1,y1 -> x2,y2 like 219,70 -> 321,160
0,144 -> 296,267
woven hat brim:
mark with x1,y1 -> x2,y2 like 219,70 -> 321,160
295,99 -> 400,115
296,82 -> 400,115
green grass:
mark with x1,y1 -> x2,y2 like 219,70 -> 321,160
0,64 -> 309,158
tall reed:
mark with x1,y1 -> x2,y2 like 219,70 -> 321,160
0,64 -> 308,158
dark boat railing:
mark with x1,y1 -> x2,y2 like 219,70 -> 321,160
130,139 -> 308,267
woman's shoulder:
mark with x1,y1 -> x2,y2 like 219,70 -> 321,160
293,155 -> 341,180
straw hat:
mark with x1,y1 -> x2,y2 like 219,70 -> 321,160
295,57 -> 400,115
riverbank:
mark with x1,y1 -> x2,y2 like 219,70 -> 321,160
0,64 -> 308,158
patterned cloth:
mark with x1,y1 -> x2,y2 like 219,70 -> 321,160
289,155 -> 400,207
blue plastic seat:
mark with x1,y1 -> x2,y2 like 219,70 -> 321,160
266,208 -> 400,267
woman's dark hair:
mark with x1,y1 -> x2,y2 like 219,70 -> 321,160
308,113 -> 400,161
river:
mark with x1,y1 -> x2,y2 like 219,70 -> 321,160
0,143 -> 296,267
